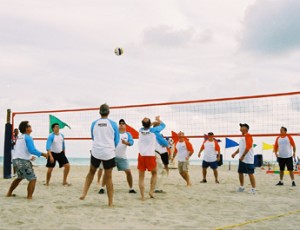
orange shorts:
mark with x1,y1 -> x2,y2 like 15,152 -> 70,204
137,154 -> 156,171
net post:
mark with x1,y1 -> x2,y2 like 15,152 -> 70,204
3,109 -> 12,179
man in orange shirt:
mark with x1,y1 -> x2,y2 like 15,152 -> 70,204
173,132 -> 194,187
274,127 -> 296,187
231,123 -> 256,194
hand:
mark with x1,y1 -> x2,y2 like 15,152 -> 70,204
185,156 -> 190,161
217,156 -> 220,161
155,116 -> 160,121
198,153 -> 201,158
42,153 -> 48,158
121,139 -> 128,145
239,155 -> 245,161
231,153 -> 236,159
30,156 -> 36,161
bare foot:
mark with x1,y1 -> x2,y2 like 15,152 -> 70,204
63,183 -> 71,186
79,195 -> 85,200
149,193 -> 155,199
43,183 -> 49,186
187,182 -> 192,187
215,180 -> 220,184
140,196 -> 145,201
6,193 -> 16,197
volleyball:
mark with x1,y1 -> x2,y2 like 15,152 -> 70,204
114,47 -> 124,56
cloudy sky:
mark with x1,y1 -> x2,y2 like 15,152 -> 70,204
1,0 -> 300,157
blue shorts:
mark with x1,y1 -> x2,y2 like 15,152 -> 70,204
115,157 -> 130,171
202,160 -> 218,169
238,160 -> 255,174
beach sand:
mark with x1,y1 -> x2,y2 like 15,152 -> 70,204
1,165 -> 299,229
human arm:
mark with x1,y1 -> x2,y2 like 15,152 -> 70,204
198,144 -> 204,158
25,135 -> 47,158
215,141 -> 221,161
111,121 -> 120,147
288,135 -> 296,158
90,120 -> 97,141
239,135 -> 252,161
231,148 -> 239,158
185,140 -> 194,160
273,137 -> 279,158
122,132 -> 134,146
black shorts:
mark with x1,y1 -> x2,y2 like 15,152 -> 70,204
238,160 -> 255,174
156,151 -> 169,166
46,151 -> 69,168
91,154 -> 115,170
278,157 -> 293,171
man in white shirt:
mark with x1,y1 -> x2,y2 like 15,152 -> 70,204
138,116 -> 165,200
80,104 -> 119,207
6,121 -> 47,199
45,123 -> 70,186
198,132 -> 220,184
231,123 -> 256,194
98,119 -> 136,194
173,132 -> 194,187
274,126 -> 296,187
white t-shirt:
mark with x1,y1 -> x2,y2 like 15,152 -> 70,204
176,142 -> 190,162
46,133 -> 65,153
276,136 -> 294,158
239,134 -> 254,164
116,132 -> 133,159
202,140 -> 220,162
138,123 -> 166,157
91,118 -> 119,160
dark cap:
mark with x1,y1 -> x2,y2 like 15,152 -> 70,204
207,132 -> 214,136
239,123 -> 249,130
99,104 -> 110,116
119,119 -> 126,124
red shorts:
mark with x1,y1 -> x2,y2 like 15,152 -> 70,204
137,154 -> 156,171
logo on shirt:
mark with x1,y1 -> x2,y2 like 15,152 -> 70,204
98,123 -> 107,127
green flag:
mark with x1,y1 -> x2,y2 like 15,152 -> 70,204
253,144 -> 257,148
49,115 -> 71,133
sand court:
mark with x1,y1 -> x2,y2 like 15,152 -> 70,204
1,165 -> 299,229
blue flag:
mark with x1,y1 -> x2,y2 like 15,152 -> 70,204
225,138 -> 239,148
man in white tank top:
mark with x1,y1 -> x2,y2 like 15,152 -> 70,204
274,126 -> 296,187
231,123 -> 256,194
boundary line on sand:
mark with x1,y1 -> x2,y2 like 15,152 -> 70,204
215,209 -> 300,230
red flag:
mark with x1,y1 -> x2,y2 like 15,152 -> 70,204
171,131 -> 179,144
126,124 -> 139,139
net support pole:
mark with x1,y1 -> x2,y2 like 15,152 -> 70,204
3,109 -> 12,179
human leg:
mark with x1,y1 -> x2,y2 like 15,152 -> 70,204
6,178 -> 23,197
79,165 -> 97,200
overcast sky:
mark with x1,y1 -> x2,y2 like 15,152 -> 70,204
1,0 -> 300,157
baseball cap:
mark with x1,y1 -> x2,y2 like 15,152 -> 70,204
119,119 -> 126,124
239,123 -> 249,130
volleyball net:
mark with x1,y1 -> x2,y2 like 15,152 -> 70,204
11,91 -> 300,160
12,91 -> 300,138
